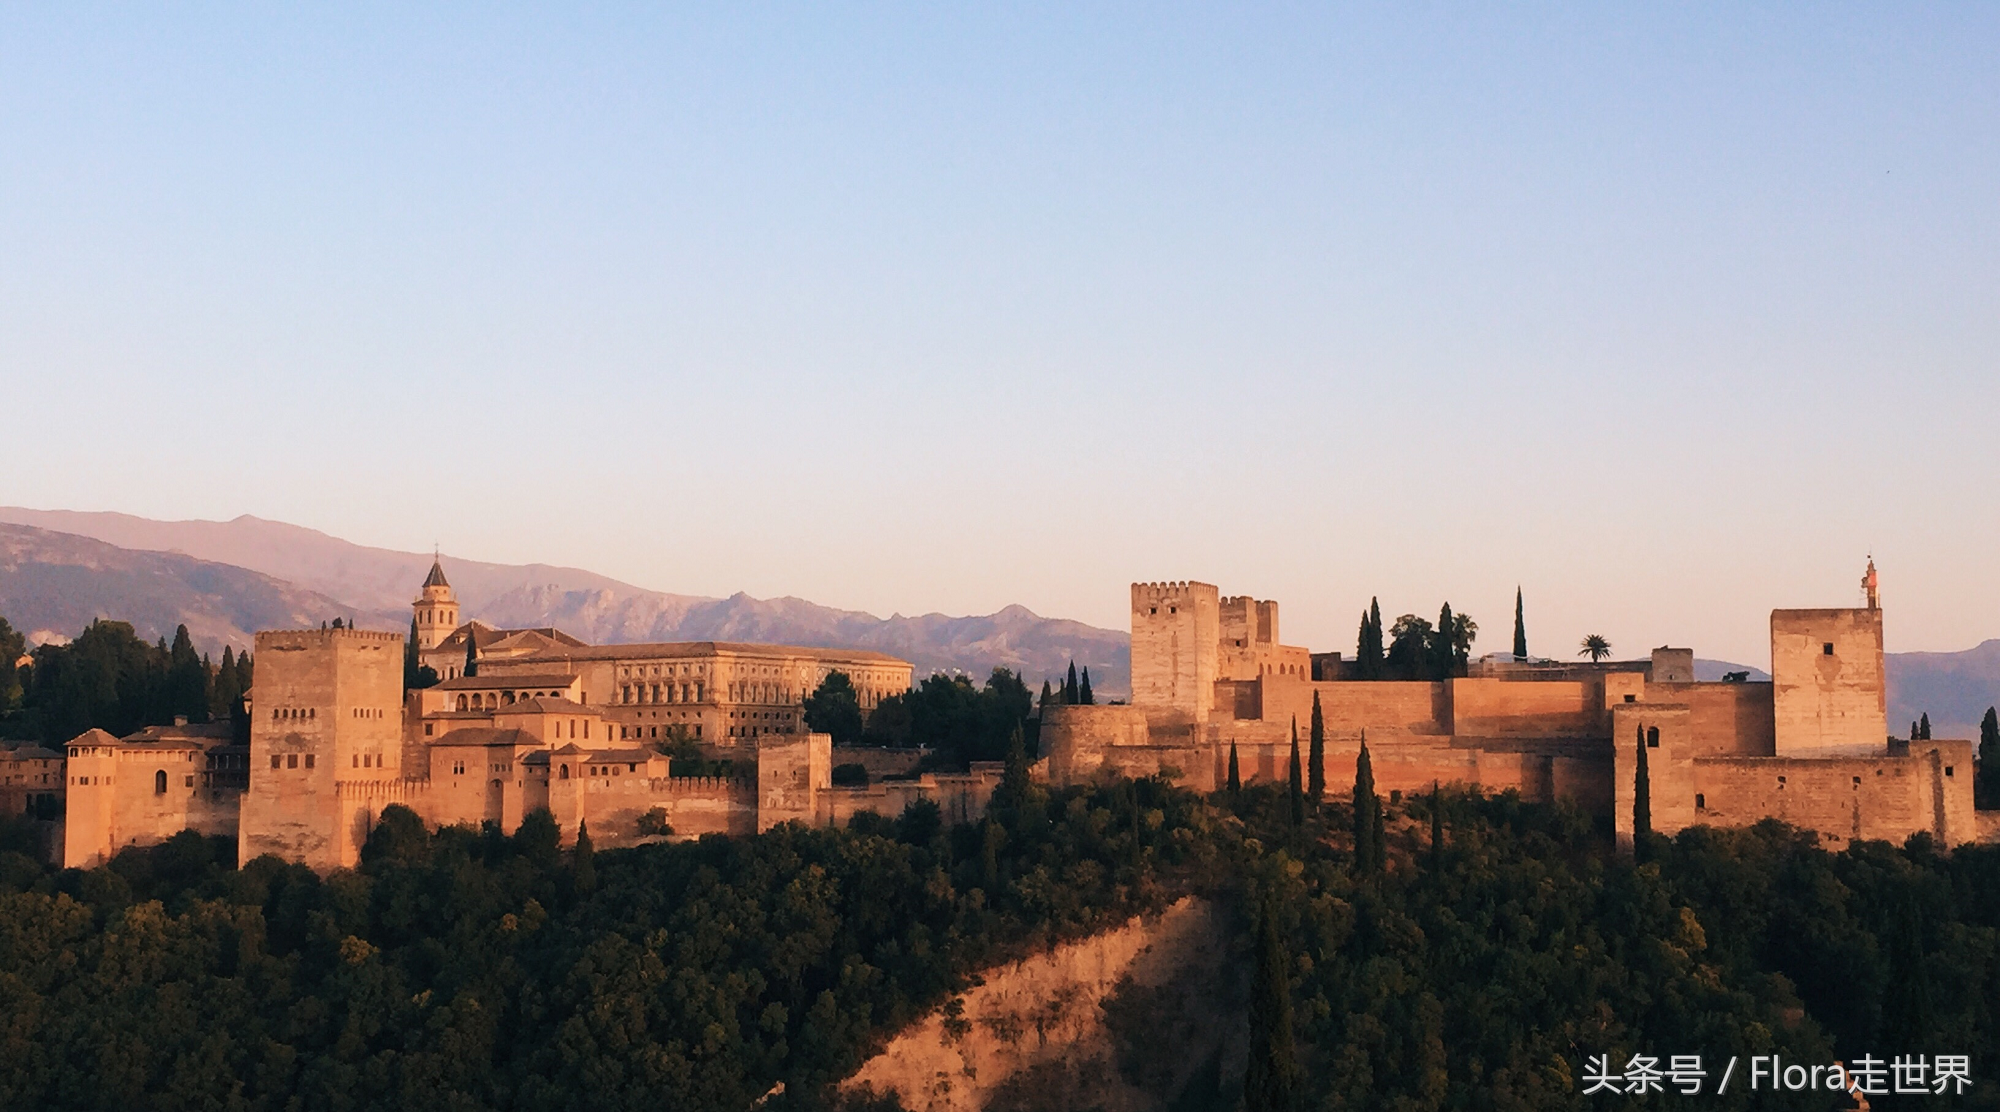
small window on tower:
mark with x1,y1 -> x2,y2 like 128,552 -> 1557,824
1823,643 -> 1835,655
1695,793 -> 1705,811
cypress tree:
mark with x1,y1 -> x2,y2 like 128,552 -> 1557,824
1512,586 -> 1527,660
1880,895 -> 1934,1055
212,645 -> 240,719
1227,739 -> 1241,794
1432,603 -> 1456,680
167,624 -> 208,723
1243,898 -> 1299,1112
1039,679 -> 1053,712
235,650 -> 252,695
1353,732 -> 1382,874
572,819 -> 597,896
406,617 -> 423,688
1356,598 -> 1385,679
1910,720 -> 1920,742
1287,718 -> 1304,828
1065,661 -> 1079,705
1633,724 -> 1652,851
999,723 -> 1032,810
464,629 -> 479,678
1079,667 -> 1094,706
1429,779 -> 1443,868
1918,712 -> 1932,740
1307,691 -> 1326,804
1980,707 -> 2000,807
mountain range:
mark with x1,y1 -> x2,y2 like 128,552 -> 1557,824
1,506 -> 1996,736
0,509 -> 1130,693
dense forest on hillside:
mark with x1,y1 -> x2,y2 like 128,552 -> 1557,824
0,756 -> 1994,1109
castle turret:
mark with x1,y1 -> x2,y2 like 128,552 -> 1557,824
413,557 -> 460,650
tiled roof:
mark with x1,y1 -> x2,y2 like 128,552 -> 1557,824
434,673 -> 580,691
492,696 -> 592,715
429,727 -> 534,748
423,559 -> 450,589
514,641 -> 910,666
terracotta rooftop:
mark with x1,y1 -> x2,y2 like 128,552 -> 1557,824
434,673 -> 581,691
513,641 -> 910,666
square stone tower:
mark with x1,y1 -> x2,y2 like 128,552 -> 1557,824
1130,582 -> 1220,723
239,627 -> 406,870
1770,607 -> 1886,756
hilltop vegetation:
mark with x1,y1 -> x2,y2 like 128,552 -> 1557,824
0,765 -> 1993,1110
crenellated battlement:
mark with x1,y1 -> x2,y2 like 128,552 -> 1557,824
256,628 -> 403,645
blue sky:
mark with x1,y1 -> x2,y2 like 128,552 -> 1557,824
3,4 -> 1996,665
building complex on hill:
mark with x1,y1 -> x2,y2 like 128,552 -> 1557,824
1041,560 -> 1980,849
33,557 -> 1987,871
57,561 -> 1008,871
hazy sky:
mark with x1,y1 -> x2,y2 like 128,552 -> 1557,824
4,5 -> 1997,666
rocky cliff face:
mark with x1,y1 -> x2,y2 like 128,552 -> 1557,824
843,897 -> 1241,1112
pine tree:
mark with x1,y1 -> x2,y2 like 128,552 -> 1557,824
1243,898 -> 1298,1112
1918,712 -> 1932,740
1307,691 -> 1326,804
1512,586 -> 1527,660
572,819 -> 597,896
1079,667 -> 1094,706
464,629 -> 479,678
1287,718 -> 1304,828
1227,738 -> 1241,794
1353,732 -> 1383,874
1633,724 -> 1652,851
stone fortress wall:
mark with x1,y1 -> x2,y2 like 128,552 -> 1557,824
1045,562 -> 1982,850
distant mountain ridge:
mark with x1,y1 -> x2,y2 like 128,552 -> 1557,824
0,509 -> 1130,692
0,524 -> 365,654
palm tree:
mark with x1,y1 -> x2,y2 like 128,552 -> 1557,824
1579,634 -> 1612,663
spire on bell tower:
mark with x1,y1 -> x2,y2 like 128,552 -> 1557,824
1862,556 -> 1879,611
413,555 -> 461,650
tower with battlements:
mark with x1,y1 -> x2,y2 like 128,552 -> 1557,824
238,626 -> 405,870
1130,582 -> 1220,723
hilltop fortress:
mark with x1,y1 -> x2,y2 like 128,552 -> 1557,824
43,559 -> 1983,871
59,561 -> 1012,871
1042,563 -> 1979,849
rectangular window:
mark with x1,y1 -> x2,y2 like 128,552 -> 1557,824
1946,766 -> 1955,777
1823,642 -> 1835,655
287,754 -> 298,769
304,754 -> 315,769
271,755 -> 282,769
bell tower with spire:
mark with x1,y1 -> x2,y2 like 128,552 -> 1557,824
413,554 -> 460,650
